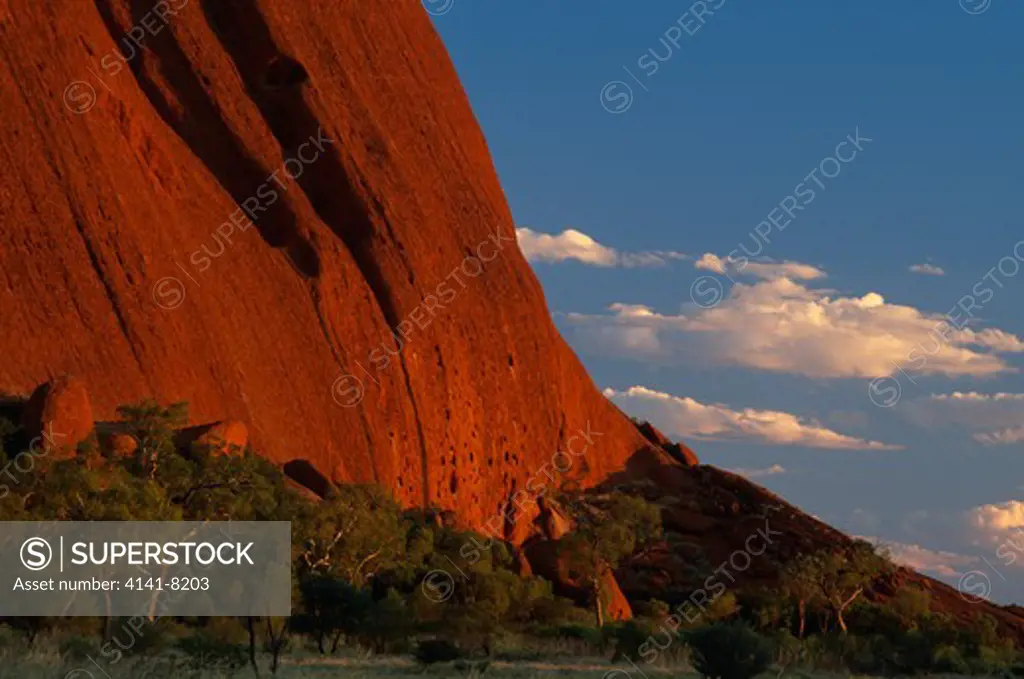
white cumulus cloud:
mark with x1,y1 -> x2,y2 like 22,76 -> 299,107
564,277 -> 1024,378
604,385 -> 901,450
516,227 -> 684,268
967,501 -> 1024,540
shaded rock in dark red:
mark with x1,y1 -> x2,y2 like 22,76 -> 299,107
20,376 -> 94,457
176,420 -> 248,455
282,459 -> 334,499
522,536 -> 632,621
635,420 -> 699,467
604,453 -> 1024,644
196,420 -> 249,454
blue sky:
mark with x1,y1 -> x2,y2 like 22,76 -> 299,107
431,1 -> 1024,601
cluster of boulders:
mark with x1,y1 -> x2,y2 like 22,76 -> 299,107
16,375 -> 249,459
522,497 -> 633,622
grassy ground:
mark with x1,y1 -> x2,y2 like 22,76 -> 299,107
0,653 -> 1001,679
1,651 -> 684,678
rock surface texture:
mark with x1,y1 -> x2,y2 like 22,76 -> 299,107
5,0 -> 1024,641
0,0 -> 668,537
20,375 -> 95,455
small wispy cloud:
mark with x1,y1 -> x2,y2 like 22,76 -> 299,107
604,385 -> 902,450
863,537 -> 977,577
907,393 -> 1024,445
695,253 -> 826,281
728,464 -> 787,479
975,426 -> 1024,446
909,263 -> 946,276
516,227 -> 684,268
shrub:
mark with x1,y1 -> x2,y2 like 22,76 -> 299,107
686,622 -> 773,679
607,619 -> 658,662
59,635 -> 96,661
932,644 -> 969,674
176,632 -> 248,670
413,638 -> 464,665
554,624 -> 603,647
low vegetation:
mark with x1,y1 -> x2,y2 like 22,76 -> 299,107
0,402 -> 1021,677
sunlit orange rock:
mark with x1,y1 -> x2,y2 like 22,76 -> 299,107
0,0 -> 661,535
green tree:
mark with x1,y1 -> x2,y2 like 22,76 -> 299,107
780,553 -> 822,638
295,485 -> 406,584
815,540 -> 890,634
116,400 -> 188,478
292,485 -> 406,656
890,585 -> 931,628
558,490 -> 662,627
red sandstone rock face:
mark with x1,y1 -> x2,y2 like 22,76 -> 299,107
0,0 -> 665,536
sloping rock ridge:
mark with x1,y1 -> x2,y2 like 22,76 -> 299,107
0,0 -> 666,537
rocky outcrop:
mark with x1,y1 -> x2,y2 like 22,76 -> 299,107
521,536 -> 633,621
635,420 -> 699,467
0,0 -> 664,534
195,419 -> 249,454
20,376 -> 94,456
535,497 -> 572,541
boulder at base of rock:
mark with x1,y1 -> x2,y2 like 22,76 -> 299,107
107,433 -> 139,458
522,537 -> 632,621
193,420 -> 249,454
20,375 -> 94,457
602,568 -> 632,621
